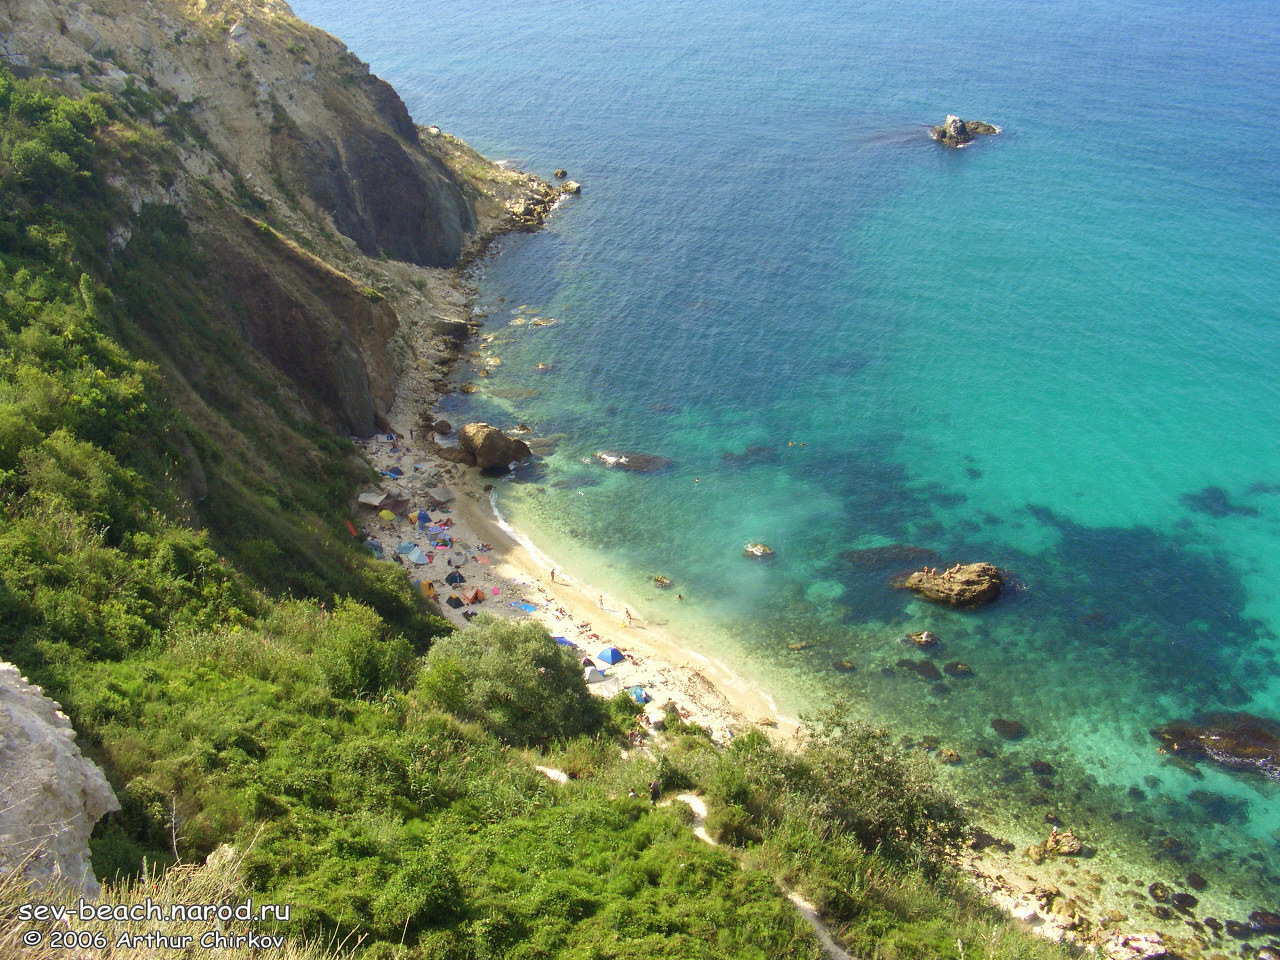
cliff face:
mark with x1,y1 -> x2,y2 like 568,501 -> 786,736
0,0 -> 553,435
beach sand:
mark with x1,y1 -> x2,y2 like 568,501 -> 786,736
354,433 -> 800,745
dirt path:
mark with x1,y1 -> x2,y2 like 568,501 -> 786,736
670,793 -> 858,960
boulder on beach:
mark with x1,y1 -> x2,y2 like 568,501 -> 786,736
457,423 -> 533,471
1151,712 -> 1280,781
930,114 -> 1001,147
901,562 -> 1003,607
594,451 -> 674,472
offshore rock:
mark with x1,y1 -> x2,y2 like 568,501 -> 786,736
902,562 -> 1003,607
1151,712 -> 1280,781
594,451 -> 674,472
930,115 -> 1001,147
0,663 -> 120,895
458,423 -> 532,471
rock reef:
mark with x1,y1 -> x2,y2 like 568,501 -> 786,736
1151,712 -> 1280,781
456,423 -> 533,471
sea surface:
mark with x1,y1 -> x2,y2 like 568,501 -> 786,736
294,0 -> 1280,933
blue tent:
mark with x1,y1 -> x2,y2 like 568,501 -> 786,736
628,686 -> 652,705
554,636 -> 573,647
599,647 -> 626,665
388,466 -> 404,477
396,542 -> 416,555
407,547 -> 430,565
363,539 -> 384,557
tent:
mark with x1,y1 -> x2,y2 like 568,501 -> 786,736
445,595 -> 464,609
628,686 -> 652,705
396,542 -> 416,555
554,636 -> 574,647
584,666 -> 606,684
380,496 -> 410,515
419,580 -> 436,598
462,587 -> 484,605
582,657 -> 596,668
363,539 -> 384,557
378,509 -> 396,522
445,570 -> 466,586
599,647 -> 626,665
388,466 -> 404,478
407,547 -> 431,565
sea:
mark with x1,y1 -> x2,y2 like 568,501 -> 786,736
293,0 -> 1280,935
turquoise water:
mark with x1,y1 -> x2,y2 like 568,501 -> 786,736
295,0 -> 1280,932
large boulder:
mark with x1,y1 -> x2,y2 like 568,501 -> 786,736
901,562 -> 1003,607
1151,713 -> 1280,781
930,115 -> 1000,147
0,663 -> 119,895
458,423 -> 532,470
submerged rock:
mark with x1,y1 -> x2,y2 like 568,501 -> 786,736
743,542 -> 776,560
458,423 -> 533,471
832,659 -> 857,673
930,114 -> 1001,147
898,658 -> 943,682
902,562 -> 1004,607
722,445 -> 778,467
902,630 -> 939,647
992,718 -> 1027,739
594,451 -> 674,472
943,661 -> 974,678
1151,712 -> 1280,781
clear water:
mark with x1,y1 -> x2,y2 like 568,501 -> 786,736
294,0 -> 1280,928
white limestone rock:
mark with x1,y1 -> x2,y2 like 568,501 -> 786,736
0,663 -> 120,896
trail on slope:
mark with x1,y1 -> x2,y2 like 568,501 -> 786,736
669,793 -> 858,960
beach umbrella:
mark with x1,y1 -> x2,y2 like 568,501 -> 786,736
599,647 -> 626,665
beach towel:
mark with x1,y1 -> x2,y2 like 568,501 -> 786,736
509,601 -> 537,613
492,586 -> 499,595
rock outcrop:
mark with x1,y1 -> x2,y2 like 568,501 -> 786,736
1151,713 -> 1280,781
0,663 -> 119,895
930,115 -> 1000,147
901,562 -> 1003,607
457,423 -> 532,471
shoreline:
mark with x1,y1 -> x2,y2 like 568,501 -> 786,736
356,195 -> 1216,959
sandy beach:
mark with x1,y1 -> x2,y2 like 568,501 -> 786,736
351,431 -> 800,746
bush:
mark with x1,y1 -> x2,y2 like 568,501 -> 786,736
415,616 -> 603,746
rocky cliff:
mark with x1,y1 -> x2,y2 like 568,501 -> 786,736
0,663 -> 120,895
0,0 -> 562,436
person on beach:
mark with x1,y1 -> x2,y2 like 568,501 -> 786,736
649,779 -> 660,806
628,788 -> 637,799
625,608 -> 634,626
550,568 -> 557,583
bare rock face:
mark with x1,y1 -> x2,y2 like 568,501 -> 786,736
0,663 -> 119,896
1101,931 -> 1169,960
458,423 -> 532,471
902,562 -> 1004,607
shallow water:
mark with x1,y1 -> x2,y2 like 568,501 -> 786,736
295,0 -> 1280,932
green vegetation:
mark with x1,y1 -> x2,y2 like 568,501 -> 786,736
0,66 -> 1072,959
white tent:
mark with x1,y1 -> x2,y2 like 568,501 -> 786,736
584,666 -> 606,684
